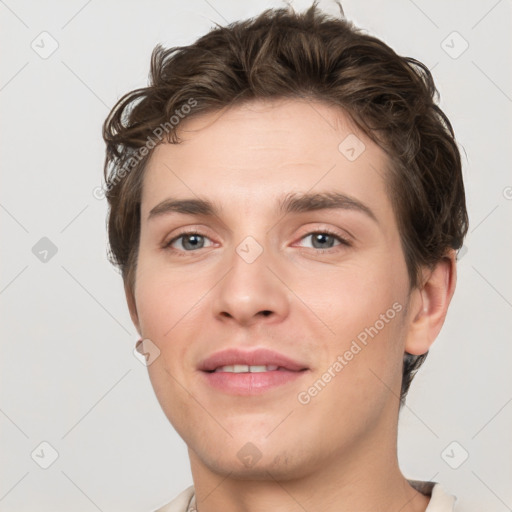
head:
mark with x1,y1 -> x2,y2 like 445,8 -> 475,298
103,2 -> 467,480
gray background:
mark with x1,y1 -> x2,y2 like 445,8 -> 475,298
1,0 -> 511,510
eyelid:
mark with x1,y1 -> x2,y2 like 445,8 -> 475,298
294,233 -> 351,252
163,226 -> 215,249
162,225 -> 353,253
293,225 -> 353,246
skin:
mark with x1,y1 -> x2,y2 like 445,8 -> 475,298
126,98 -> 457,512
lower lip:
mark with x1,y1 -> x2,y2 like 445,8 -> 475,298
200,369 -> 308,395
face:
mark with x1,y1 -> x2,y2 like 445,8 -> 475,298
130,98 -> 415,480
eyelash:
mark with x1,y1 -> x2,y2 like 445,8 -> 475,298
301,228 -> 351,251
163,228 -> 351,256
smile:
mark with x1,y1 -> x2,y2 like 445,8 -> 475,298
212,364 -> 280,373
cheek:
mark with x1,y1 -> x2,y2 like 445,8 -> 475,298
291,251 -> 409,400
289,249 -> 408,338
297,309 -> 406,443
134,265 -> 210,431
132,262 -> 205,388
134,252 -> 211,335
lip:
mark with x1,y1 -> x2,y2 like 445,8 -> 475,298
198,348 -> 310,396
198,347 -> 309,372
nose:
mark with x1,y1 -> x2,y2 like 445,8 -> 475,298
212,237 -> 290,327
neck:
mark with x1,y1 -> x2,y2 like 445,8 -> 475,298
187,414 -> 430,512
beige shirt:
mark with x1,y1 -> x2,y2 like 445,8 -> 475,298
154,481 -> 457,512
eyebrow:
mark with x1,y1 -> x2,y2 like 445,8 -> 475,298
147,192 -> 377,223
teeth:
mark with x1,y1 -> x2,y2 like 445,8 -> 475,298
214,364 -> 280,373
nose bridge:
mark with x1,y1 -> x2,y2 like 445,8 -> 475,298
212,231 -> 289,324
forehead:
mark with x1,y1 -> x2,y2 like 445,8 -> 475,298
141,98 -> 392,222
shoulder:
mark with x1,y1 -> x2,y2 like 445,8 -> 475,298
153,485 -> 195,512
409,480 -> 457,511
424,482 -> 457,511
152,482 -> 460,512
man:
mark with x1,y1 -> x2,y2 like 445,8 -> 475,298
102,2 -> 468,510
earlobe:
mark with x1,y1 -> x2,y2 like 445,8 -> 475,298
404,250 -> 457,356
125,283 -> 142,336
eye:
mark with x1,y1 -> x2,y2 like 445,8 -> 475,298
164,231 -> 213,252
163,229 -> 350,254
297,230 -> 350,250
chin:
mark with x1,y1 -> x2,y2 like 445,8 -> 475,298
191,436 -> 317,481
201,451 -> 307,481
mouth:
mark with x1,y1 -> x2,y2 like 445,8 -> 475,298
198,348 -> 310,395
199,347 -> 308,372
208,364 -> 299,373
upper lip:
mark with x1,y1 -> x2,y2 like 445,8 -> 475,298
199,348 -> 309,372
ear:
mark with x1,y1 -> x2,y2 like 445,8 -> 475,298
404,250 -> 457,355
125,282 -> 142,337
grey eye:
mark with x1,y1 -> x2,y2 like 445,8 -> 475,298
179,234 -> 206,250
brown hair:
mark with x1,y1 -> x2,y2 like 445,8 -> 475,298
102,2 -> 468,404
